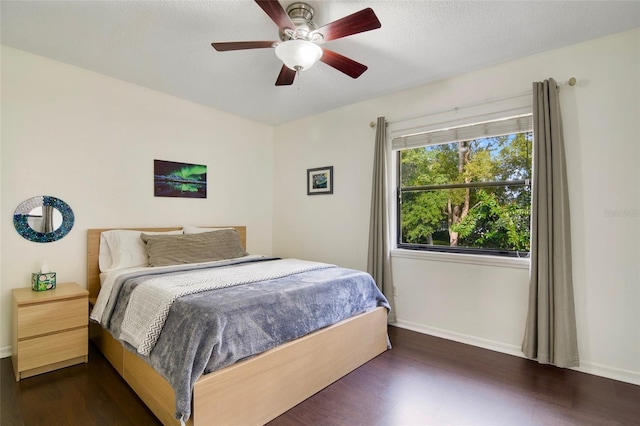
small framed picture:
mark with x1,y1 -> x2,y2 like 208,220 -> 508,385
307,166 -> 334,195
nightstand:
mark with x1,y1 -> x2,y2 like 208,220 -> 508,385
12,282 -> 89,381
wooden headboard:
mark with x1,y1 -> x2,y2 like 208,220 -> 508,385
87,226 -> 247,303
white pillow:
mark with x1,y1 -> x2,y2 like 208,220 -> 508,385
182,226 -> 234,234
99,229 -> 182,272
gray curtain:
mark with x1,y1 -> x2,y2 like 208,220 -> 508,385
522,79 -> 579,368
367,116 -> 396,322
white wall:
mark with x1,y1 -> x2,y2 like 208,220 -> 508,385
0,46 -> 275,353
273,29 -> 640,384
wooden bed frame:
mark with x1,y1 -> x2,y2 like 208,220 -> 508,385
87,227 -> 389,426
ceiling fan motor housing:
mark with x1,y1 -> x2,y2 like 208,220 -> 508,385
280,2 -> 323,43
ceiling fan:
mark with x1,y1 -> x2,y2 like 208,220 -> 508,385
211,0 -> 382,86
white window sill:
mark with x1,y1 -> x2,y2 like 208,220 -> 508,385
390,248 -> 530,270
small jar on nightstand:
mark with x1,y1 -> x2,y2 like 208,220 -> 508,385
11,282 -> 89,381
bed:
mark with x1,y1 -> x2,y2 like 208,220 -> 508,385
87,226 -> 390,425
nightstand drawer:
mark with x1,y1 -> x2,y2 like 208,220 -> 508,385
17,327 -> 88,372
18,298 -> 87,339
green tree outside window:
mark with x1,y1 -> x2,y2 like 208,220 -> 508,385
398,131 -> 532,255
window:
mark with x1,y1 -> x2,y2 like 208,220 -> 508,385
395,115 -> 533,257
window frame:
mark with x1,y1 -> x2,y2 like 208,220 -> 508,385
393,117 -> 533,258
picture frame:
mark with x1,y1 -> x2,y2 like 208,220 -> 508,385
154,159 -> 207,198
307,166 -> 333,195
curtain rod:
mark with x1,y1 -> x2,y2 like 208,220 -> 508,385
369,77 -> 576,128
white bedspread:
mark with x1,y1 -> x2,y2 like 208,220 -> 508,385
119,259 -> 335,355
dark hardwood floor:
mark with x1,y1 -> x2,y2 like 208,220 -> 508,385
2,326 -> 639,425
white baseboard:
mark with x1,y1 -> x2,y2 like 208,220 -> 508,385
393,319 -> 525,358
575,360 -> 640,386
392,319 -> 640,386
1,346 -> 11,359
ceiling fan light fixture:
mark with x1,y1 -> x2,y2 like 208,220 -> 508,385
275,40 -> 323,72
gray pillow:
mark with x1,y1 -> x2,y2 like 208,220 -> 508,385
141,228 -> 248,267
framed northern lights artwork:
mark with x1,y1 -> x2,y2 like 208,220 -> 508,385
154,160 -> 207,198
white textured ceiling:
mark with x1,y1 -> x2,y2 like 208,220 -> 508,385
1,1 -> 639,125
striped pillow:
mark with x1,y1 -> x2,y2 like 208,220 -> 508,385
141,228 -> 248,267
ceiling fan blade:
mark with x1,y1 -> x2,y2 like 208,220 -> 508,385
212,41 -> 276,51
255,0 -> 295,31
319,48 -> 368,79
275,65 -> 296,86
316,8 -> 381,42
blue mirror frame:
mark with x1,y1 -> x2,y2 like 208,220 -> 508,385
13,196 -> 74,243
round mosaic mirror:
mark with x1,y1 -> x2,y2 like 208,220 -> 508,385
13,196 -> 74,243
